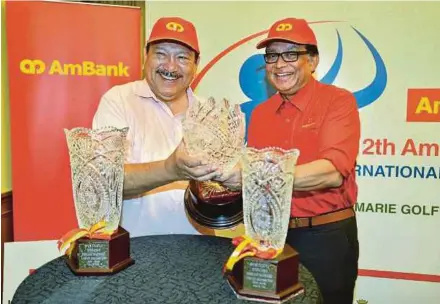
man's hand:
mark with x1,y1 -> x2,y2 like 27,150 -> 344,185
214,163 -> 242,191
165,141 -> 220,181
294,160 -> 343,191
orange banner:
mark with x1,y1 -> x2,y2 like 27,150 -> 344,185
6,1 -> 142,241
406,89 -> 440,122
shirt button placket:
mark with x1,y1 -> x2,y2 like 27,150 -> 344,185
284,116 -> 293,146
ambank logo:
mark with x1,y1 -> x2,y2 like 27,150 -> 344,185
166,21 -> 184,32
191,21 -> 388,136
20,59 -> 46,75
276,23 -> 293,31
19,59 -> 130,77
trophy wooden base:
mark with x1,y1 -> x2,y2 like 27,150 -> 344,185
66,226 -> 134,276
226,244 -> 304,303
184,181 -> 243,230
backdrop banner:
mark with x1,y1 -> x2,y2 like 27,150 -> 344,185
145,2 -> 440,304
7,0 -> 141,241
4,1 -> 141,301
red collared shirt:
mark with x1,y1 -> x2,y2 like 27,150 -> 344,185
247,77 -> 360,217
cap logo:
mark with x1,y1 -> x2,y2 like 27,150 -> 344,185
276,23 -> 293,31
166,22 -> 184,32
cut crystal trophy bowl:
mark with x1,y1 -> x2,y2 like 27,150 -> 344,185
242,147 -> 300,250
182,97 -> 245,173
64,126 -> 128,233
182,97 -> 245,229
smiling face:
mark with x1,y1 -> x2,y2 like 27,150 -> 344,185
144,41 -> 199,102
265,41 -> 319,97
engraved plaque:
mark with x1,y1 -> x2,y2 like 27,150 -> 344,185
244,259 -> 277,292
78,241 -> 109,269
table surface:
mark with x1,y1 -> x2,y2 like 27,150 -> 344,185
12,235 -> 322,304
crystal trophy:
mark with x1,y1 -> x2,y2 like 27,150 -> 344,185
59,127 -> 134,275
226,147 -> 304,303
182,97 -> 245,230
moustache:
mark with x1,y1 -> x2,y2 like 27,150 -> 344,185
156,68 -> 182,79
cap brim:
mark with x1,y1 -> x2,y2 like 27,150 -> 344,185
256,36 -> 315,49
147,37 -> 199,54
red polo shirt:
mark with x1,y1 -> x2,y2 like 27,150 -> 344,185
247,77 -> 360,217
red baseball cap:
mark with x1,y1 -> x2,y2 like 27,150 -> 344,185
256,18 -> 317,49
147,17 -> 200,54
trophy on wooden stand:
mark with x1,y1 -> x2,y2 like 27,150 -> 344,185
182,97 -> 245,230
58,126 -> 134,276
224,147 -> 303,303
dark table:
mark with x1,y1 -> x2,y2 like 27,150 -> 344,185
12,235 -> 322,304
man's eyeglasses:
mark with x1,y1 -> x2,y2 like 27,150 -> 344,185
263,51 -> 309,64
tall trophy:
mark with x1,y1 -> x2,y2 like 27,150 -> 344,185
183,97 -> 245,230
58,127 -> 134,276
224,147 -> 303,303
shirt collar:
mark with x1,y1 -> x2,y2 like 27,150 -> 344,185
134,79 -> 196,106
271,77 -> 316,112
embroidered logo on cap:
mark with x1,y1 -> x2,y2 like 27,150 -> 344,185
276,23 -> 293,31
166,22 -> 184,32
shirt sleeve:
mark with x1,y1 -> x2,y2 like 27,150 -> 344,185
92,88 -> 128,130
318,90 -> 360,177
92,87 -> 133,162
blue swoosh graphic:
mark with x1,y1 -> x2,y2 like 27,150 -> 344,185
320,30 -> 343,84
352,26 -> 387,108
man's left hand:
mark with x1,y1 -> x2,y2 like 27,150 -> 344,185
214,163 -> 242,191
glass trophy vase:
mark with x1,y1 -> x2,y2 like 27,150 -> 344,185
65,126 -> 128,232
226,147 -> 303,303
242,147 -> 300,250
63,126 -> 134,275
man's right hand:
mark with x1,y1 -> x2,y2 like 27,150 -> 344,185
165,141 -> 220,181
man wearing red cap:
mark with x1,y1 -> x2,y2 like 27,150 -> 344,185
220,18 -> 360,303
92,17 -> 220,237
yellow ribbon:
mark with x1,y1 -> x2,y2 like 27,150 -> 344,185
223,235 -> 283,275
57,220 -> 115,257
